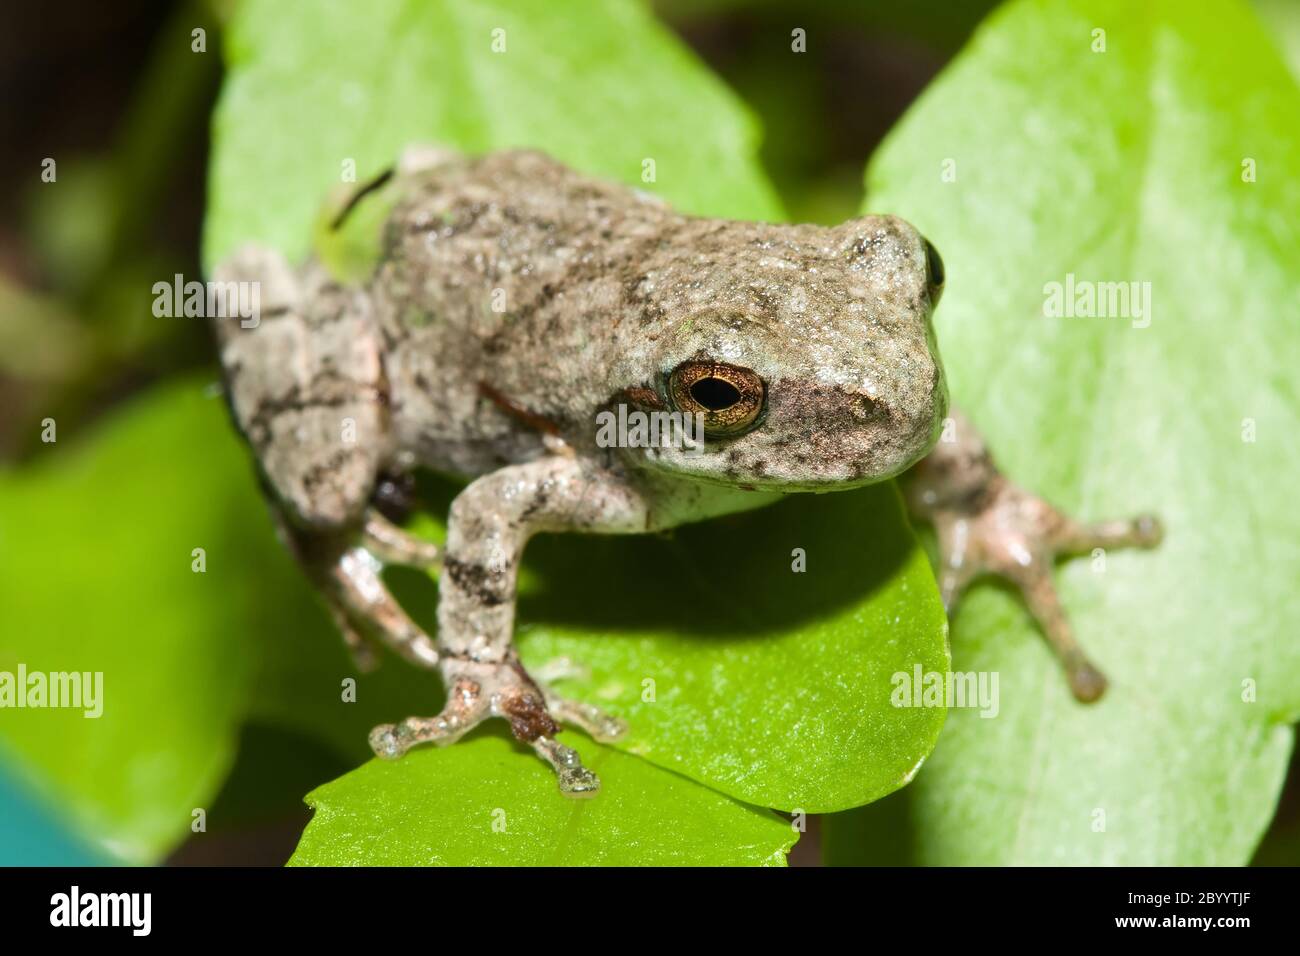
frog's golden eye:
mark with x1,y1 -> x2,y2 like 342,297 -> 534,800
923,236 -> 945,307
667,361 -> 765,437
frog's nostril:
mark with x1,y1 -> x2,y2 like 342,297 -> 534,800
850,391 -> 881,422
847,385 -> 889,418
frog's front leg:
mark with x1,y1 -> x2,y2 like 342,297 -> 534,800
368,456 -> 643,796
905,409 -> 1162,702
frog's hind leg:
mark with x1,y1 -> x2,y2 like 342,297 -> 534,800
213,244 -> 390,530
267,499 -> 441,672
214,244 -> 443,672
905,409 -> 1162,702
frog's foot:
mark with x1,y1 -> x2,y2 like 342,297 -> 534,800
907,412 -> 1162,702
367,682 -> 484,758
280,504 -> 442,672
368,653 -> 616,796
533,659 -> 627,743
930,489 -> 1160,701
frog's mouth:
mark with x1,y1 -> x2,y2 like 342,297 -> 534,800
665,465 -> 890,495
637,419 -> 940,493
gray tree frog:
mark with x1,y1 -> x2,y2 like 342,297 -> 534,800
212,147 -> 1161,795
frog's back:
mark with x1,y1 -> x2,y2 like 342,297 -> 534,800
371,150 -> 676,478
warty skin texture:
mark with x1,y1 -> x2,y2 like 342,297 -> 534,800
375,149 -> 948,498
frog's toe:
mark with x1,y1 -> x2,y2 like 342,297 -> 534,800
533,736 -> 602,798
367,687 -> 488,761
1065,656 -> 1109,703
1053,512 -> 1165,554
416,657 -> 617,796
359,506 -> 441,569
368,724 -> 405,760
531,656 -> 590,683
548,696 -> 628,743
530,664 -> 627,743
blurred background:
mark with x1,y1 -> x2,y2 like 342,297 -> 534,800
1,0 -> 1296,865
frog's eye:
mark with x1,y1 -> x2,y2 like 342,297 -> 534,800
667,361 -> 765,437
923,237 -> 945,307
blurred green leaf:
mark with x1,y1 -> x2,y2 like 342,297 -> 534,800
204,0 -> 783,270
827,0 -> 1300,865
290,733 -> 796,866
0,384 -> 260,862
0,383 -> 484,861
1254,0 -> 1300,82
0,279 -> 93,382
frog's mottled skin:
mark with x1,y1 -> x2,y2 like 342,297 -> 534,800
213,148 -> 1160,794
377,149 -> 944,491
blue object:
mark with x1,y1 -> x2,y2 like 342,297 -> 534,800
0,759 -> 104,866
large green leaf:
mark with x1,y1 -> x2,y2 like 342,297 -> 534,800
1255,0 -> 1300,80
515,488 -> 947,812
827,0 -> 1300,865
289,734 -> 796,866
253,481 -> 949,815
203,0 -> 783,270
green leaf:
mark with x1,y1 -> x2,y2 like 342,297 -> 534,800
0,382 -> 464,861
515,488 -> 948,812
827,0 -> 1300,865
246,479 -> 948,816
0,384 -> 262,862
203,0 -> 783,271
289,733 -> 796,866
1254,0 -> 1300,81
